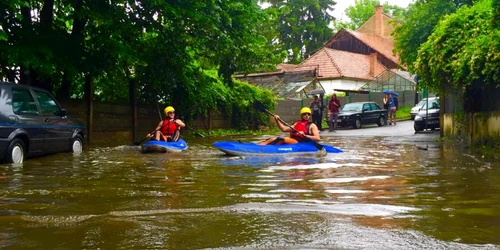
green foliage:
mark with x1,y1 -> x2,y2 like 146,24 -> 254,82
263,0 -> 335,63
227,78 -> 276,129
415,0 -> 498,92
396,106 -> 411,120
332,0 -> 408,32
167,70 -> 276,129
393,0 -> 479,75
493,0 -> 500,26
393,1 -> 457,73
0,0 -> 283,129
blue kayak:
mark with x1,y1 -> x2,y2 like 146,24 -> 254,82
141,139 -> 188,153
213,141 -> 342,156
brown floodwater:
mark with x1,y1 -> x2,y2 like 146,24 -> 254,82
0,134 -> 499,249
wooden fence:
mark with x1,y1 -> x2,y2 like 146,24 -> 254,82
60,90 -> 417,144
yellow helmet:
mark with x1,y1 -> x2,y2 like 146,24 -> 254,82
164,106 -> 175,114
300,107 -> 311,115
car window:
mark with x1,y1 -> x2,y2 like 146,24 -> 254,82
363,104 -> 371,111
12,87 -> 40,116
369,103 -> 380,110
417,99 -> 427,107
342,103 -> 363,112
422,100 -> 440,110
33,90 -> 61,116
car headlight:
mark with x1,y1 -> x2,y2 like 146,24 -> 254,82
415,115 -> 423,121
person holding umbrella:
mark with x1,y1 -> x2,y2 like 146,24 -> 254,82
388,94 -> 397,125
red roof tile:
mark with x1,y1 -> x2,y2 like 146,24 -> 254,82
277,63 -> 297,71
287,48 -> 387,80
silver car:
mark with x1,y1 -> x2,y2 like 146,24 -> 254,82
410,97 -> 438,120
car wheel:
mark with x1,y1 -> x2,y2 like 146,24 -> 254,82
354,117 -> 362,129
377,116 -> 386,126
6,138 -> 25,164
70,135 -> 84,154
414,124 -> 423,132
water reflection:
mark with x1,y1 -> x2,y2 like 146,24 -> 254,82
0,135 -> 499,249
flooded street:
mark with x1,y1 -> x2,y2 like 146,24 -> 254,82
1,121 -> 499,249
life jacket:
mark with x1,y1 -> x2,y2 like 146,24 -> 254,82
290,120 -> 313,141
160,119 -> 179,136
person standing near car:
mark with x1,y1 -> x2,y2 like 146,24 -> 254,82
310,95 -> 323,131
383,94 -> 389,110
388,94 -> 397,125
328,93 -> 341,132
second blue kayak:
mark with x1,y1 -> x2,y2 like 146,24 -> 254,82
213,141 -> 342,156
141,139 -> 188,153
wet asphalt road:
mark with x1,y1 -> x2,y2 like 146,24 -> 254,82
320,119 -> 440,147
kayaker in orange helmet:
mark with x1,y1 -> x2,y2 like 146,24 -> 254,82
258,107 -> 321,145
147,106 -> 186,142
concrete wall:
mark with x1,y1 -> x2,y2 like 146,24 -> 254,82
443,111 -> 500,147
319,79 -> 369,95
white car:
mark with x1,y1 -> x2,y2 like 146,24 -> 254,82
410,97 -> 438,120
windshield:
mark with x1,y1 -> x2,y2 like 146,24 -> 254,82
422,100 -> 440,110
416,99 -> 427,108
341,103 -> 363,112
417,98 -> 438,108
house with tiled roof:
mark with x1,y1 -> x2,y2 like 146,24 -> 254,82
234,5 -> 415,98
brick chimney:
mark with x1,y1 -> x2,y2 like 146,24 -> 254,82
375,5 -> 384,37
369,53 -> 377,76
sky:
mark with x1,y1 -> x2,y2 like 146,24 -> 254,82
333,0 -> 414,21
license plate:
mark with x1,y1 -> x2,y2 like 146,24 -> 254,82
336,119 -> 342,123
427,120 -> 438,124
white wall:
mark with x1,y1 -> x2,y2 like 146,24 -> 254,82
318,79 -> 369,94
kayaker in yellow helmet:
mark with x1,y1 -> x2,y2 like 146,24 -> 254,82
258,107 -> 321,145
147,106 -> 186,142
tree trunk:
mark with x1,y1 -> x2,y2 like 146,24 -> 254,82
27,0 -> 55,91
84,75 -> 94,143
18,7 -> 32,85
57,0 -> 87,99
129,79 -> 138,143
40,0 -> 54,30
57,74 -> 71,100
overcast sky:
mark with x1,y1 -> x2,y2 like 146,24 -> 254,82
333,0 -> 414,21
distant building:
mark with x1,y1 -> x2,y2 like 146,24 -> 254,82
234,5 -> 415,98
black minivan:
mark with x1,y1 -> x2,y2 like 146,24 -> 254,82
0,82 -> 85,164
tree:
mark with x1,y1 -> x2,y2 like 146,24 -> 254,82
414,0 -> 498,93
393,0 -> 479,73
263,0 -> 336,63
0,1 -> 281,96
332,0 -> 408,32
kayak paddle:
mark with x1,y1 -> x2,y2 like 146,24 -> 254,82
186,124 -> 205,137
253,101 -> 326,153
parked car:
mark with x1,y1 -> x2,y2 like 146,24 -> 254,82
0,82 -> 85,164
414,97 -> 440,132
410,97 -> 438,120
336,102 -> 388,129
